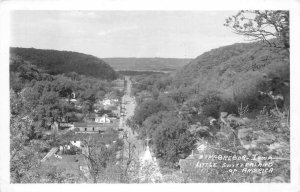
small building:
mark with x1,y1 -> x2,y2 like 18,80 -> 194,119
74,122 -> 117,133
70,140 -> 81,148
59,122 -> 74,129
95,114 -> 111,124
102,98 -> 112,106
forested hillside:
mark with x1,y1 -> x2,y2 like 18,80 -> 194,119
10,47 -> 118,80
128,40 -> 290,182
103,57 -> 191,72
174,42 -> 289,113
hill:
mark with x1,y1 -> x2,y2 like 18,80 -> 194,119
102,57 -> 192,72
10,47 -> 118,80
174,42 -> 289,110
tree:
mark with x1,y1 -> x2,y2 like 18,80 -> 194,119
120,136 -> 138,183
10,116 -> 43,183
168,87 -> 191,104
225,10 -> 289,49
133,99 -> 169,126
54,76 -> 75,100
37,165 -> 80,183
144,112 -> 195,167
79,134 -> 122,183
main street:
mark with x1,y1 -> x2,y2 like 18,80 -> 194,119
119,76 -> 144,159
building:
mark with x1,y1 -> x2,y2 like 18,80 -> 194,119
44,120 -> 72,136
74,122 -> 117,133
139,139 -> 162,183
102,98 -> 112,106
70,140 -> 81,148
59,122 -> 74,130
95,114 -> 111,123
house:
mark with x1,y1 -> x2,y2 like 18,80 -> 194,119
74,122 -> 117,133
59,122 -> 74,130
95,114 -> 111,124
102,98 -> 112,106
70,140 -> 81,148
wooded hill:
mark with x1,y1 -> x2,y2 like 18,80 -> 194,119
10,47 -> 118,80
174,41 -> 290,112
103,57 -> 192,72
129,40 -> 290,177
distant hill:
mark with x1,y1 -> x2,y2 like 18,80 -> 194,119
102,57 -> 192,72
10,47 -> 118,80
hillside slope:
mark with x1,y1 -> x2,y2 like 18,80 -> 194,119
10,47 -> 118,80
174,42 -> 289,106
103,57 -> 192,72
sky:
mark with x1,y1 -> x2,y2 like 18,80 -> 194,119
10,11 -> 248,58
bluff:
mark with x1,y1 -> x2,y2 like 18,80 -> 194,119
10,47 -> 118,80
174,42 -> 289,109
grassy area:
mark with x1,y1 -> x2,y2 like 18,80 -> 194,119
42,154 -> 86,176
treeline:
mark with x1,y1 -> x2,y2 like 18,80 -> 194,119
10,47 -> 119,80
118,70 -> 166,76
103,57 -> 191,72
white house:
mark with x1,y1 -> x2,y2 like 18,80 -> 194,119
70,141 -> 81,148
95,114 -> 111,123
102,98 -> 112,106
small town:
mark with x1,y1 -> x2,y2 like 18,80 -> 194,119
6,9 -> 292,185
38,77 -> 149,181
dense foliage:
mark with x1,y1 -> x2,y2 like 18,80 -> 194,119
175,41 -> 289,112
129,38 -> 289,175
10,47 -> 118,80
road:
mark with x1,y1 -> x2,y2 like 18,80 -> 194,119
119,76 -> 144,159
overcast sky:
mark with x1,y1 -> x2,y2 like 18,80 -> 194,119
10,11 -> 248,58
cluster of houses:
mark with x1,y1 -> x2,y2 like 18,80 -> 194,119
48,113 -> 120,134
42,79 -> 127,165
48,87 -> 124,135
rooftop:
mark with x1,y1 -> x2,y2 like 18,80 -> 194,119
74,122 -> 118,128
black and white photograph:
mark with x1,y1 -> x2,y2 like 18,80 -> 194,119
0,0 -> 300,191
